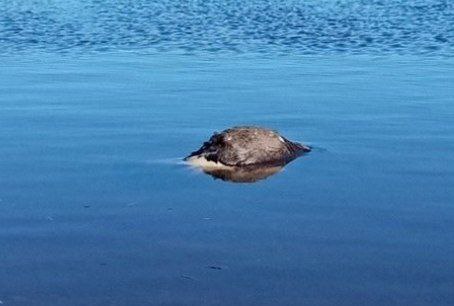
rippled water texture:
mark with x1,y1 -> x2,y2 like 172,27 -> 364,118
1,1 -> 454,306
1,0 -> 453,55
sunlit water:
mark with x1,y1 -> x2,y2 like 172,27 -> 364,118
1,1 -> 454,305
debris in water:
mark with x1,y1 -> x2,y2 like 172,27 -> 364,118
208,266 -> 222,270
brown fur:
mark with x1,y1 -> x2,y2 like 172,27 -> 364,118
185,126 -> 310,167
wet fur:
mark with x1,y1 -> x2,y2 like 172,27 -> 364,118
184,126 -> 311,167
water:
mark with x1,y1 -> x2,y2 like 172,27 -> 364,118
1,0 -> 453,55
1,1 -> 454,305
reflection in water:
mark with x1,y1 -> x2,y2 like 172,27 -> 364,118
198,164 -> 284,183
186,157 -> 303,183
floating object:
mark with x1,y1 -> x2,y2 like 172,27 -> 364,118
184,126 -> 311,182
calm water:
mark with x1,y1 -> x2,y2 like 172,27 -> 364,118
1,1 -> 454,305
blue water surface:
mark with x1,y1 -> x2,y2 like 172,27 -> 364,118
1,1 -> 453,305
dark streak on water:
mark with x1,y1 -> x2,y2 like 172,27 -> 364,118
1,1 -> 454,306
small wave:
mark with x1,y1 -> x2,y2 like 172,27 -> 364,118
145,158 -> 185,165
1,0 -> 453,56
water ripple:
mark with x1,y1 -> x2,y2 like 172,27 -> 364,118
1,0 -> 453,55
